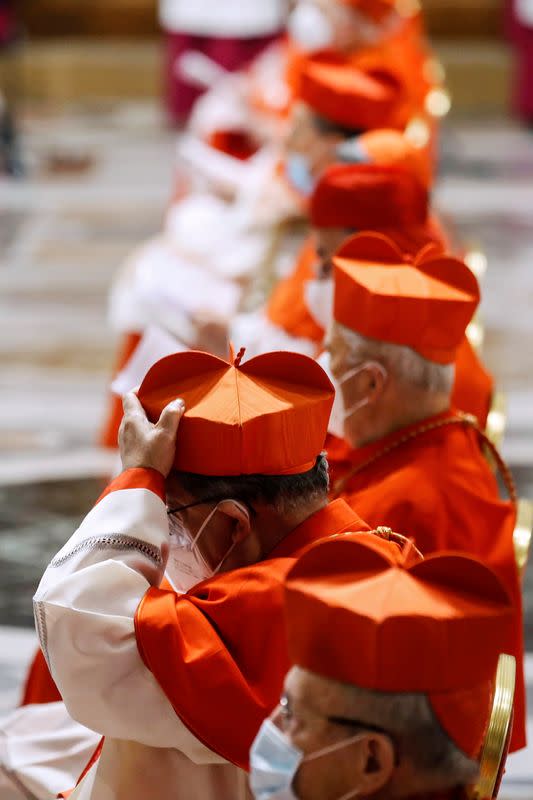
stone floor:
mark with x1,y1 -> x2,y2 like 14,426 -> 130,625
0,104 -> 533,796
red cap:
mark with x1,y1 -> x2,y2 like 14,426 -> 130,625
137,349 -> 334,475
374,214 -> 449,256
310,164 -> 428,230
285,536 -> 513,758
340,0 -> 398,21
333,232 -> 480,364
298,54 -> 406,131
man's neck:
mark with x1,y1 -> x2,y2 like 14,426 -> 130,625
355,395 -> 451,449
257,497 -> 329,559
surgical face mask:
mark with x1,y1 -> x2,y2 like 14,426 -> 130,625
304,277 -> 333,331
166,501 -> 246,593
317,351 -> 386,441
335,137 -> 370,165
287,3 -> 335,52
250,717 -> 361,800
285,154 -> 315,198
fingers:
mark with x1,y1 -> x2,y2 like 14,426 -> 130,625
122,392 -> 145,417
157,398 -> 185,438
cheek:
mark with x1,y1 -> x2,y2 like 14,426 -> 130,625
293,759 -> 324,800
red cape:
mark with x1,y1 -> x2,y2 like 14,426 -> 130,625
327,412 -> 525,752
135,500 -> 369,769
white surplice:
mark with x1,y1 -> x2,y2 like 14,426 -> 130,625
0,702 -> 99,800
33,473 -> 247,800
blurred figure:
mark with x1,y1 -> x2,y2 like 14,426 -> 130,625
0,0 -> 23,177
250,533 -> 515,800
506,0 -> 533,125
322,232 -> 526,753
159,0 -> 289,125
233,150 -> 494,431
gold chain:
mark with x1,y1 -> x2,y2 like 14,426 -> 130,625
332,412 -> 517,506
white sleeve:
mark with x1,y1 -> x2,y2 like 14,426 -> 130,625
33,472 -> 225,765
0,701 -> 100,800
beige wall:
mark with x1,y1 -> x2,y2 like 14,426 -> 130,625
19,0 -> 504,39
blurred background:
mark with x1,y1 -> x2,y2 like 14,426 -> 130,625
0,1 -> 532,796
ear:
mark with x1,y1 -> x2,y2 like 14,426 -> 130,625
364,362 -> 387,402
356,733 -> 395,795
216,500 -> 252,544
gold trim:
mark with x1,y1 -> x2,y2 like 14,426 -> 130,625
464,248 -> 488,282
332,412 -> 517,508
466,314 -> 485,353
514,499 -> 533,579
468,654 -> 516,800
486,393 -> 507,450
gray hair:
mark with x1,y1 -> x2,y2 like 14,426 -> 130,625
337,682 -> 480,788
172,454 -> 329,516
335,322 -> 455,396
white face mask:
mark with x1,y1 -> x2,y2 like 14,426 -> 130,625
287,3 -> 335,52
250,717 -> 361,800
285,153 -> 315,198
166,501 -> 247,593
304,277 -> 333,332
316,351 -> 387,441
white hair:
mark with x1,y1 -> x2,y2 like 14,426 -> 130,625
335,322 -> 455,396
336,681 -> 480,788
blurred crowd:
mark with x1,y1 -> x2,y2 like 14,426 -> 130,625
0,2 -> 531,799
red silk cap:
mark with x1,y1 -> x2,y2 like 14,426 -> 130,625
285,536 -> 513,758
333,232 -> 480,364
137,349 -> 334,475
340,0 -> 398,21
298,54 -> 406,131
374,214 -> 449,257
310,164 -> 428,230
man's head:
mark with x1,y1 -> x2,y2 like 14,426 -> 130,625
275,667 -> 480,800
325,232 -> 479,447
250,535 -> 514,800
164,455 -> 330,580
136,349 -> 334,589
285,61 -> 406,198
326,322 -> 455,448
286,102 -> 364,196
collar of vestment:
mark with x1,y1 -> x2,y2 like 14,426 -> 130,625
349,408 -> 460,465
331,407 -> 516,506
267,498 -> 369,559
332,408 -> 475,497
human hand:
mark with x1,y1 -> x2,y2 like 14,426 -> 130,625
119,393 -> 185,477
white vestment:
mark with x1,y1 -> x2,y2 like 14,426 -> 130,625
33,474 -> 247,800
159,0 -> 288,37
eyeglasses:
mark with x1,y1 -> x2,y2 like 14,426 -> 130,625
167,497 -> 255,517
279,695 -> 392,737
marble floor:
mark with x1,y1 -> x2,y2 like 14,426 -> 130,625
0,104 -> 532,796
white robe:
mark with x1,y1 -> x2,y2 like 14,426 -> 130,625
0,702 -> 99,800
32,472 -> 247,800
517,0 -> 533,27
159,0 -> 288,37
